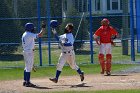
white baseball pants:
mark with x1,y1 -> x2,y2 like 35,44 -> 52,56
23,50 -> 34,72
57,50 -> 79,71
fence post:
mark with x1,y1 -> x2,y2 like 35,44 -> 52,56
136,0 -> 140,53
89,0 -> 94,64
130,0 -> 135,61
47,0 -> 51,65
37,0 -> 42,66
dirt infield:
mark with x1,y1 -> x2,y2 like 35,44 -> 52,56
0,73 -> 140,93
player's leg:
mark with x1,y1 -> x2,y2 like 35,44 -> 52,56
23,51 -> 29,86
98,54 -> 105,74
99,44 -> 105,74
106,54 -> 112,75
49,53 -> 66,83
67,51 -> 84,81
105,43 -> 112,76
23,51 -> 36,87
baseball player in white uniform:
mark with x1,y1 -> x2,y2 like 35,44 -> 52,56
22,22 -> 46,87
49,23 -> 84,83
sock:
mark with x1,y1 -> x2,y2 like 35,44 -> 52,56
55,70 -> 61,80
77,68 -> 83,75
26,72 -> 30,83
24,70 -> 26,81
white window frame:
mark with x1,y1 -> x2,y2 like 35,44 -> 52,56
74,0 -> 88,12
106,0 -> 122,13
95,0 -> 101,11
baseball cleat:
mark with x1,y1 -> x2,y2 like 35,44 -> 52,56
23,82 -> 26,86
100,71 -> 104,74
49,78 -> 58,83
106,71 -> 111,76
80,72 -> 84,81
25,82 -> 37,87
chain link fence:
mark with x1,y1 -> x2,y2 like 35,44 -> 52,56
0,0 -> 139,68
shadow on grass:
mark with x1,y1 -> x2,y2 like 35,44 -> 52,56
104,74 -> 129,76
32,86 -> 53,89
0,54 -> 23,61
75,50 -> 96,55
53,83 -> 92,88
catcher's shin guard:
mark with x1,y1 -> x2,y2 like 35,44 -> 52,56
98,54 -> 105,74
106,54 -> 112,73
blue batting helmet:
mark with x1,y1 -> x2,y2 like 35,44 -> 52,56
50,20 -> 58,28
25,23 -> 35,31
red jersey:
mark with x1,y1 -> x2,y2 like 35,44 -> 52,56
94,26 -> 118,43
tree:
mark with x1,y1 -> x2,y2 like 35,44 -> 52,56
122,0 -> 129,55
0,0 -> 22,54
59,7 -> 89,51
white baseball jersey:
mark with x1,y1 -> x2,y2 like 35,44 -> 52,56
56,33 -> 79,71
59,33 -> 74,51
22,31 -> 38,72
22,31 -> 38,51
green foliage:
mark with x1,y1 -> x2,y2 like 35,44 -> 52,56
50,0 -> 62,17
58,7 -> 89,51
0,0 -> 62,54
0,0 -> 23,54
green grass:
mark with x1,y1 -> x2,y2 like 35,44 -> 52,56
1,45 -> 140,67
0,64 -> 136,80
0,46 -> 139,92
0,45 -> 139,81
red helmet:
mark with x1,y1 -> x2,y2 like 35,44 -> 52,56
101,18 -> 110,26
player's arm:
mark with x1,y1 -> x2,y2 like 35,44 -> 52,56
111,27 -> 119,39
110,27 -> 119,46
50,20 -> 59,41
93,34 -> 101,45
93,28 -> 101,45
51,29 -> 59,41
38,21 -> 46,37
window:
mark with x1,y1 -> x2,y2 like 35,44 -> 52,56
74,0 -> 79,10
74,0 -> 88,12
95,0 -> 100,11
112,0 -> 118,10
79,0 -> 82,12
106,0 -> 121,11
120,0 -> 122,10
107,0 -> 110,10
83,0 -> 87,12
63,0 -> 67,11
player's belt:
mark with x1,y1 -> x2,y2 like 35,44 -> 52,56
23,49 -> 34,51
63,51 -> 71,54
63,49 -> 73,54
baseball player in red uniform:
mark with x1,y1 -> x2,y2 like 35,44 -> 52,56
93,18 -> 118,76
22,22 -> 46,87
49,23 -> 84,83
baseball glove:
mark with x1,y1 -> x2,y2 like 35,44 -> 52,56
95,38 -> 101,45
32,64 -> 37,72
111,35 -> 117,39
41,21 -> 46,28
111,41 -> 116,46
111,35 -> 117,46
